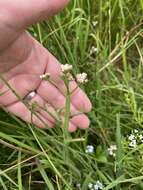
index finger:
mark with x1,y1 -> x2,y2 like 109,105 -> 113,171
0,0 -> 70,29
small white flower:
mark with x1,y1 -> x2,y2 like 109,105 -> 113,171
93,181 -> 103,190
88,183 -> 93,189
92,21 -> 98,27
134,129 -> 139,133
129,139 -> 137,148
76,183 -> 81,188
139,135 -> 143,143
128,130 -> 143,147
96,181 -> 103,189
85,145 -> 94,153
94,184 -> 99,190
108,145 -> 117,157
108,150 -> 116,157
40,73 -> 50,80
139,134 -> 143,140
90,46 -> 98,54
76,73 -> 88,84
108,150 -> 113,155
128,134 -> 135,141
110,145 -> 117,150
61,64 -> 73,72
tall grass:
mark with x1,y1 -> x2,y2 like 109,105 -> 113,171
0,0 -> 143,189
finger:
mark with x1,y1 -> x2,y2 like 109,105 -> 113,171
27,94 -> 56,124
60,115 -> 77,133
70,114 -> 90,129
0,0 -> 70,29
6,95 -> 78,132
66,80 -> 92,113
45,53 -> 92,112
0,74 -> 40,106
37,80 -> 80,115
6,101 -> 54,128
68,122 -> 77,133
31,93 -> 79,133
32,94 -> 78,133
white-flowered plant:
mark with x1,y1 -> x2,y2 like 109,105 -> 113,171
139,134 -> 143,142
128,134 -> 135,141
90,46 -> 98,54
92,21 -> 98,27
108,145 -> 117,157
85,145 -> 94,154
61,64 -> 73,72
129,139 -> 137,148
88,183 -> 94,189
128,133 -> 136,148
128,129 -> 143,148
88,181 -> 103,190
94,181 -> 103,190
76,183 -> 81,188
134,129 -> 138,133
60,64 -> 88,84
76,73 -> 88,84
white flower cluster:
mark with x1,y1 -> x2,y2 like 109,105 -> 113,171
88,181 -> 103,190
40,73 -> 50,80
108,145 -> 117,157
76,73 -> 88,84
61,64 -> 88,84
85,145 -> 94,154
128,134 -> 137,148
76,183 -> 81,188
92,21 -> 98,27
128,129 -> 143,148
90,46 -> 98,54
61,64 -> 73,72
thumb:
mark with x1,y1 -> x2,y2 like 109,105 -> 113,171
0,0 -> 70,29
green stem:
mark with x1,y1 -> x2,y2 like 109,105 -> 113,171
63,80 -> 71,143
62,77 -> 71,163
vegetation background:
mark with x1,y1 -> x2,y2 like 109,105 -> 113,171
0,0 -> 143,189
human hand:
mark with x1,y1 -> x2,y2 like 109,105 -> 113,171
0,0 -> 92,132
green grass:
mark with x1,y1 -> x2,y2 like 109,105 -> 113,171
0,0 -> 143,189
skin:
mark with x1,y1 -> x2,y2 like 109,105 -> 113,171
0,0 -> 92,132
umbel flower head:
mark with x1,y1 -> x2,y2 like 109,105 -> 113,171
90,46 -> 98,54
88,181 -> 103,190
92,21 -> 98,27
108,145 -> 117,157
128,129 -> 143,148
60,64 -> 88,84
85,145 -> 94,153
76,73 -> 88,84
61,64 -> 73,72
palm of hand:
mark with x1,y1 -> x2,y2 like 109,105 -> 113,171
0,3 -> 92,132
